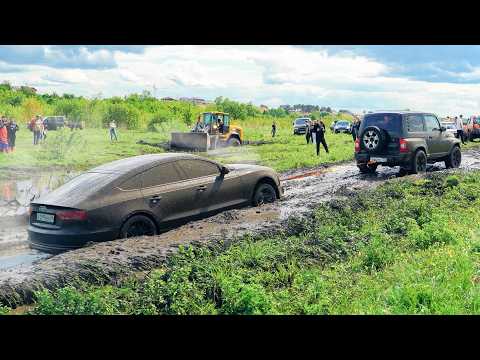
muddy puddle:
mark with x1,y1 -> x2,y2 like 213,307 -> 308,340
0,170 -> 79,268
1,149 -> 480,307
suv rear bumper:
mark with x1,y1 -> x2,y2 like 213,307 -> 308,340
355,152 -> 413,167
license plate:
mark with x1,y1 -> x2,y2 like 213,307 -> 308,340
370,157 -> 387,163
36,212 -> 55,224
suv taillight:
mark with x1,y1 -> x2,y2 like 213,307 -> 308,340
57,210 -> 88,221
354,138 -> 360,153
399,138 -> 408,153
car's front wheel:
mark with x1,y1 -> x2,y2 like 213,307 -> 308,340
252,183 -> 277,206
411,149 -> 427,174
120,215 -> 158,238
445,146 -> 461,169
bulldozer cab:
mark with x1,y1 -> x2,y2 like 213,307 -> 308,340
202,112 -> 230,134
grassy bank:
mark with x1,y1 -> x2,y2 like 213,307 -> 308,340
0,114 -> 355,174
15,170 -> 480,315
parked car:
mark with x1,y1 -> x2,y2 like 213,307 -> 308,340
441,122 -> 457,136
293,117 -> 311,135
43,116 -> 66,130
333,120 -> 352,134
463,116 -> 480,141
28,153 -> 283,252
355,111 -> 461,174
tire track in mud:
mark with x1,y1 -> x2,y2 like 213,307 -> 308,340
1,149 -> 480,307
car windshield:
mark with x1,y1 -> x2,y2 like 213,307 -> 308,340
362,113 -> 402,133
337,121 -> 349,126
295,118 -> 307,125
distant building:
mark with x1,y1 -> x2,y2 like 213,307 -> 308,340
259,105 -> 269,113
178,97 -> 209,105
13,85 -> 37,93
161,97 -> 176,101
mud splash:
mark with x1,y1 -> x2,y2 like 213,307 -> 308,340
1,149 -> 480,307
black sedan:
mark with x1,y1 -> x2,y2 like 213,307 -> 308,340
28,153 -> 283,252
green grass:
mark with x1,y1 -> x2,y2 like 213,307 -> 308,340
0,114 -> 355,175
22,170 -> 480,315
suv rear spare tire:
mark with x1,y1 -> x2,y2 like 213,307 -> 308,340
360,126 -> 387,153
445,146 -> 461,169
410,149 -> 427,174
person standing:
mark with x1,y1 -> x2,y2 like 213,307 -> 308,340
7,118 -> 19,152
34,115 -> 43,145
455,116 -> 466,145
306,120 -> 312,144
313,119 -> 329,156
109,120 -> 118,142
0,119 -> 8,153
271,121 -> 277,138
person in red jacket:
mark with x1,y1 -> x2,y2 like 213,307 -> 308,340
0,118 -> 9,153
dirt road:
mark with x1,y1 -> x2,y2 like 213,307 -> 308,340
1,149 -> 480,306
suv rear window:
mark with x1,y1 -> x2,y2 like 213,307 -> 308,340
362,114 -> 402,133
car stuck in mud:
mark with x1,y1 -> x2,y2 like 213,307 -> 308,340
27,153 -> 282,253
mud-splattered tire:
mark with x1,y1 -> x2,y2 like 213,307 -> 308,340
227,137 -> 241,147
410,149 -> 427,174
252,183 -> 277,206
120,215 -> 157,238
358,163 -> 378,174
445,146 -> 461,169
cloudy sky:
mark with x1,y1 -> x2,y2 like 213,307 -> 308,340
1,45 -> 480,116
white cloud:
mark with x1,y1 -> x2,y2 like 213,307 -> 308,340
2,45 -> 480,116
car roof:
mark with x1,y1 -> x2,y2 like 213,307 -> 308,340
89,153 -> 209,175
366,110 -> 434,116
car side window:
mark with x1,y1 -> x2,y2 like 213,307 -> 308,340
118,174 -> 142,190
424,115 -> 440,132
176,159 -> 220,180
406,115 -> 425,132
141,162 -> 183,188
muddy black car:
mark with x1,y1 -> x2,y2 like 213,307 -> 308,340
355,111 -> 461,174
28,153 -> 283,252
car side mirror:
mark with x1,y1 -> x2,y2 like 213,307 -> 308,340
220,166 -> 230,175
439,126 -> 446,132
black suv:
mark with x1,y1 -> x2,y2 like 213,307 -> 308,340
355,111 -> 462,174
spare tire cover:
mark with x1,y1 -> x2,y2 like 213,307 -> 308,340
360,126 -> 387,153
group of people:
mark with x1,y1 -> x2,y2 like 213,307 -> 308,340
28,115 -> 48,145
305,119 -> 329,156
0,116 -> 19,153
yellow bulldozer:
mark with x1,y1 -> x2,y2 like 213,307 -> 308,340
171,111 -> 244,151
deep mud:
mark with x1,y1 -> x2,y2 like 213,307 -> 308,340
1,149 -> 480,307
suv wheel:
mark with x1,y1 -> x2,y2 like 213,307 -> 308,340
358,163 -> 378,174
445,146 -> 461,169
411,150 -> 427,174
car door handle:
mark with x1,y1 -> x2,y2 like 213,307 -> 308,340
197,186 -> 207,192
149,195 -> 162,204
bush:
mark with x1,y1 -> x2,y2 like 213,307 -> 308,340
103,103 -> 142,129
